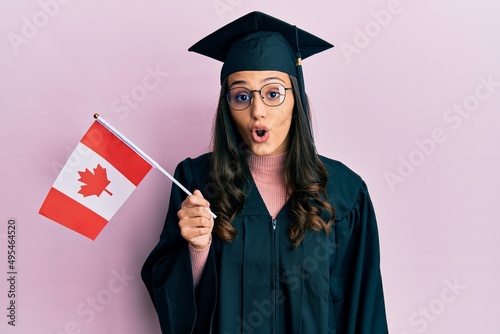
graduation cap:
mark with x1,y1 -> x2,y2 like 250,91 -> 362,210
189,11 -> 334,140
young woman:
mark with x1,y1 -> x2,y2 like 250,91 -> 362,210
142,11 -> 388,333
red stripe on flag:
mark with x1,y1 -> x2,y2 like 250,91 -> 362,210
81,121 -> 152,186
39,188 -> 109,240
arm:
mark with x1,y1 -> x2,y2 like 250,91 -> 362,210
189,241 -> 210,287
331,182 -> 388,333
141,158 -> 216,333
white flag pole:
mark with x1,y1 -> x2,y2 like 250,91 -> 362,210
93,114 -> 217,219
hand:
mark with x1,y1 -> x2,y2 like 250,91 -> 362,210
177,190 -> 214,250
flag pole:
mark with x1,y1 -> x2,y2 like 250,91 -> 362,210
93,114 -> 217,219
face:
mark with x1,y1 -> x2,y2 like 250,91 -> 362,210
227,70 -> 294,156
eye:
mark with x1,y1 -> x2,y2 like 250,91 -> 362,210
262,84 -> 285,101
229,88 -> 251,105
266,90 -> 282,100
234,93 -> 250,103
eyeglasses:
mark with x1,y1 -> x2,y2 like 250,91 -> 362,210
226,83 -> 293,111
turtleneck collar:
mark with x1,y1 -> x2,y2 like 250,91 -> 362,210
246,151 -> 287,173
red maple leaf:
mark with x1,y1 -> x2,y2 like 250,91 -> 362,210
77,164 -> 113,197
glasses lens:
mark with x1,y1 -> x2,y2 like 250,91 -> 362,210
227,88 -> 251,110
261,83 -> 286,106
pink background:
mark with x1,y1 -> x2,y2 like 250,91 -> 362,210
1,1 -> 499,333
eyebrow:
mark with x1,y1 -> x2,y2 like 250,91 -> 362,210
229,76 -> 286,88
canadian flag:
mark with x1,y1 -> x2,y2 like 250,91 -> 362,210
39,120 -> 152,240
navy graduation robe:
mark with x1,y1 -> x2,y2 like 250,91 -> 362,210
141,153 -> 388,333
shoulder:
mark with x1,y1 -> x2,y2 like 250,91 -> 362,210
176,152 -> 212,172
319,155 -> 363,185
318,155 -> 367,220
173,152 -> 213,192
319,155 -> 363,193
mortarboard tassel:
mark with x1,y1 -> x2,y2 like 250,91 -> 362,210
294,26 -> 315,145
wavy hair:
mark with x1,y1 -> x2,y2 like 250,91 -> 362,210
208,75 -> 336,247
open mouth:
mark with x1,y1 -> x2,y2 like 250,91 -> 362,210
255,129 -> 266,137
251,127 -> 269,143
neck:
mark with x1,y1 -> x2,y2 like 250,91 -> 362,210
247,151 -> 288,219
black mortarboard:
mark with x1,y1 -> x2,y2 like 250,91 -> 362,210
188,11 -> 333,141
189,11 -> 333,83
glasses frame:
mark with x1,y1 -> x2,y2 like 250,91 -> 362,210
226,83 -> 293,111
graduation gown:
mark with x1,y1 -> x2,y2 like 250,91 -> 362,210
141,153 -> 388,333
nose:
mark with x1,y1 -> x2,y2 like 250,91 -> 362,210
250,91 -> 266,119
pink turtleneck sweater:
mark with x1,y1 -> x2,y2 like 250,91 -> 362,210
189,152 -> 289,286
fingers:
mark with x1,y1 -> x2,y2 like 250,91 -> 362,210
177,190 -> 214,249
178,190 -> 211,221
180,189 -> 210,211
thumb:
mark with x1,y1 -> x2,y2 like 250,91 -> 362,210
192,189 -> 210,207
193,189 -> 204,198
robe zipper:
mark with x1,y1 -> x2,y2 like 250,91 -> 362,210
272,218 -> 277,334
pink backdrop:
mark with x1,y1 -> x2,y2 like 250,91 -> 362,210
1,1 -> 499,333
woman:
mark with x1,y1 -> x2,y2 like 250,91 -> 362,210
142,11 -> 388,333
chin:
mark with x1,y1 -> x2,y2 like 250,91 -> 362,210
249,146 -> 282,156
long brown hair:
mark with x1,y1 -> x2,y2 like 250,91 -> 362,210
207,75 -> 336,247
